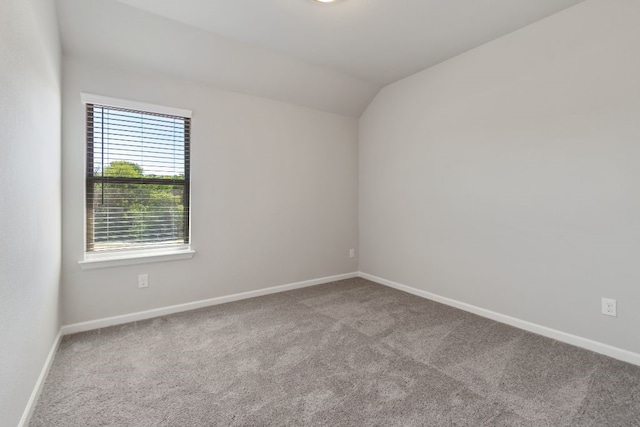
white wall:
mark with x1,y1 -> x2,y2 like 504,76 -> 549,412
0,0 -> 62,425
360,0 -> 640,354
62,57 -> 359,325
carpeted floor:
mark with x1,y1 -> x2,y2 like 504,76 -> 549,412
31,278 -> 640,426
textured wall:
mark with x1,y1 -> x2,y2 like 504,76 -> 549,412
360,0 -> 640,354
61,57 -> 359,324
0,0 -> 62,425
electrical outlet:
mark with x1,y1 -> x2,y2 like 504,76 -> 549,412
138,274 -> 149,288
601,298 -> 616,317
349,248 -> 355,258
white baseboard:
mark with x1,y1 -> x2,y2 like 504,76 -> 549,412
18,330 -> 63,427
62,272 -> 359,335
359,272 -> 640,367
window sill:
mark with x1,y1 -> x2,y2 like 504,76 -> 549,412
78,248 -> 195,270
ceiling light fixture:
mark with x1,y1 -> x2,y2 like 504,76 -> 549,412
313,0 -> 338,3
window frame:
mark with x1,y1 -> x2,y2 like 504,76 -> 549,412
79,93 -> 194,269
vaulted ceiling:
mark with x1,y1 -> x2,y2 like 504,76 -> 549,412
56,0 -> 587,116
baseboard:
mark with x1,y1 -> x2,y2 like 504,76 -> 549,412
358,272 -> 640,367
62,272 -> 359,335
18,330 -> 63,427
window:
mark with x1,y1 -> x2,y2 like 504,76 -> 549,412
82,94 -> 192,265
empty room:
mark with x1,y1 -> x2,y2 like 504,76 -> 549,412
2,0 -> 640,425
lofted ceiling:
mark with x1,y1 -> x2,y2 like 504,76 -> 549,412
116,0 -> 587,86
56,0 -> 587,116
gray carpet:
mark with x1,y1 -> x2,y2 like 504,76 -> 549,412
31,278 -> 640,426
